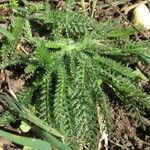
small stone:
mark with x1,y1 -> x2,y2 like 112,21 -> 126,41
133,3 -> 150,30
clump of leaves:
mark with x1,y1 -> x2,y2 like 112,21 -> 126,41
0,0 -> 150,149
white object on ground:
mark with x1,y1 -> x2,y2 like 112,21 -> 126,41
133,3 -> 150,30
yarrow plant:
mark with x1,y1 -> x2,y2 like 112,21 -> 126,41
0,0 -> 150,149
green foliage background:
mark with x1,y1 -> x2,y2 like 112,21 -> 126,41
0,0 -> 150,149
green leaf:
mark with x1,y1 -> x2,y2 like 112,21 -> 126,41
0,92 -> 64,139
0,26 -> 15,40
133,68 -> 148,80
25,64 -> 37,74
107,27 -> 136,38
23,146 -> 38,150
0,129 -> 51,150
20,121 -> 31,133
139,54 -> 150,65
41,130 -> 71,150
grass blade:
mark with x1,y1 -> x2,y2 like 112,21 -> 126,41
0,129 -> 51,150
0,93 -> 64,138
41,130 -> 71,150
139,54 -> 150,65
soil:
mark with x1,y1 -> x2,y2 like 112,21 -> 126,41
0,0 -> 150,150
109,103 -> 150,150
